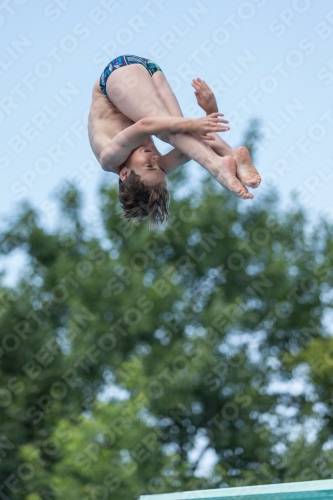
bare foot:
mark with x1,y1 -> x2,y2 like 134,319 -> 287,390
216,156 -> 253,200
233,146 -> 261,188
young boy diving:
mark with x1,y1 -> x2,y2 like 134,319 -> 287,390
88,54 -> 261,227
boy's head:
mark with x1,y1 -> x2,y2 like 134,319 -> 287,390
118,146 -> 169,227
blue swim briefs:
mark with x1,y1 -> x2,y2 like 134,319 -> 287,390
100,54 -> 163,96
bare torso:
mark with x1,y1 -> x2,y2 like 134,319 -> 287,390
88,80 -> 155,174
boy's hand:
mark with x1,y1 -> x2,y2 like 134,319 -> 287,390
192,78 -> 218,115
188,113 -> 229,140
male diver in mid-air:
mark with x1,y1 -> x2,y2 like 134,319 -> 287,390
88,54 -> 261,226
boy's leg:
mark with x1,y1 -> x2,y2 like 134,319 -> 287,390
151,71 -> 184,117
107,65 -> 252,199
202,134 -> 261,188
190,77 -> 261,188
151,72 -> 260,188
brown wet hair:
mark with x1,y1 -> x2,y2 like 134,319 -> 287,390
118,155 -> 169,227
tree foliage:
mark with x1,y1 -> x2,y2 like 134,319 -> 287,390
0,128 -> 333,499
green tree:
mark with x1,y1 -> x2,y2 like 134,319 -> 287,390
0,124 -> 332,499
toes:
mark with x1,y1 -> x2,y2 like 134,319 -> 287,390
248,177 -> 261,188
239,192 -> 253,200
252,176 -> 261,188
230,181 -> 252,199
239,174 -> 261,189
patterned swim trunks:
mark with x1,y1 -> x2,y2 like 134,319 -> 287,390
100,54 -> 163,96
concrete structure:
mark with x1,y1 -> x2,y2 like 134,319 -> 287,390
139,479 -> 333,500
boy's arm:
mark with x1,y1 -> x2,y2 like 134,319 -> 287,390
192,78 -> 233,157
160,148 -> 191,175
100,114 -> 228,172
158,80 -> 226,175
100,120 -> 149,172
159,79 -> 225,173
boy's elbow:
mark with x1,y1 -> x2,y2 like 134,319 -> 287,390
138,117 -> 150,133
100,148 -> 112,171
178,152 -> 189,161
99,153 -> 108,171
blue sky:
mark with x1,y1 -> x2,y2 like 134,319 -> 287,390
1,0 -> 333,225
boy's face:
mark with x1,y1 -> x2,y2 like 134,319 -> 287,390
119,147 -> 167,187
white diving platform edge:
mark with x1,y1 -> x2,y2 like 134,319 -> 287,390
139,479 -> 333,500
